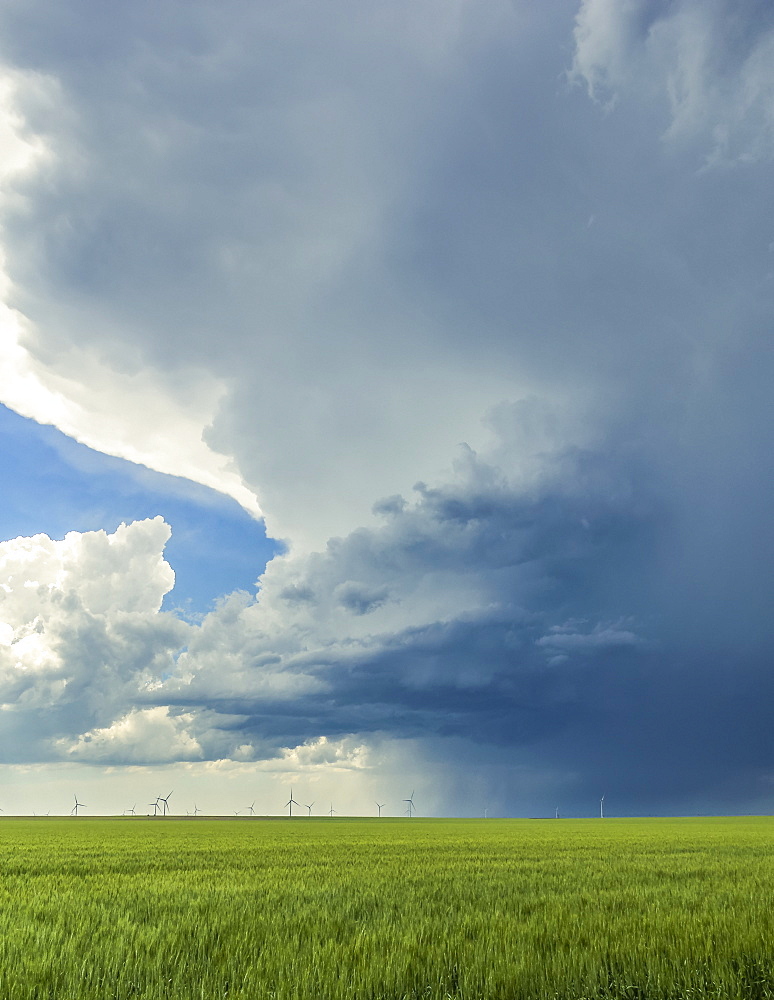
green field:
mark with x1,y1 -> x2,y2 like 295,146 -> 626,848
0,816 -> 773,999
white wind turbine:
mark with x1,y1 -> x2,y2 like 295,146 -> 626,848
600,795 -> 605,819
328,803 -> 336,817
245,802 -> 256,816
71,795 -> 86,817
149,799 -> 161,816
403,791 -> 415,818
158,791 -> 173,816
123,804 -> 137,816
304,801 -> 314,817
285,788 -> 300,817
375,802 -> 385,817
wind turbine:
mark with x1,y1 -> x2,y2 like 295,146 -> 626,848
158,791 -> 173,816
403,791 -> 415,818
149,799 -> 160,816
304,801 -> 314,817
71,795 -> 85,817
285,788 -> 300,817
556,807 -> 560,820
328,803 -> 336,817
123,804 -> 136,816
245,802 -> 256,816
375,802 -> 385,817
600,795 -> 605,819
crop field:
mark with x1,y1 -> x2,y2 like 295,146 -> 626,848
0,816 -> 773,1000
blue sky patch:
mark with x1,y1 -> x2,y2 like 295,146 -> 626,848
0,404 -> 281,614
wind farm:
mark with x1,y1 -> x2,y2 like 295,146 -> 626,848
0,788 -> 633,820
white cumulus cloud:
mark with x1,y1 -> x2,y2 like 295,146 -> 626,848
57,706 -> 202,765
0,518 -> 187,757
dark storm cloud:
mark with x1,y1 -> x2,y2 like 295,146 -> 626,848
155,385 -> 774,814
1,0 -> 774,814
160,435 -> 659,746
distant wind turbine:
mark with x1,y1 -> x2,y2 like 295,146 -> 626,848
149,799 -> 160,816
305,801 -> 314,816
375,802 -> 385,817
158,791 -> 173,816
71,795 -> 85,817
556,807 -> 560,819
245,802 -> 256,816
123,804 -> 136,816
600,795 -> 605,819
328,804 -> 336,817
285,788 -> 300,817
403,791 -> 415,818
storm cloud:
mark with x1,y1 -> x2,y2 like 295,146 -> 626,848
0,0 -> 773,815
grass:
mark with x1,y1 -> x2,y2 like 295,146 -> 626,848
0,816 -> 772,998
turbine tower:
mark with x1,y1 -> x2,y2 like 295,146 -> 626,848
403,791 -> 415,818
71,795 -> 86,817
285,788 -> 300,817
600,795 -> 605,819
375,802 -> 385,817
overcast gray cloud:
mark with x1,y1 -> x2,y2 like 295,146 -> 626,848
0,0 -> 773,814
572,0 -> 774,164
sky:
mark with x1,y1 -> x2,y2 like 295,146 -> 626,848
1,0 -> 774,818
